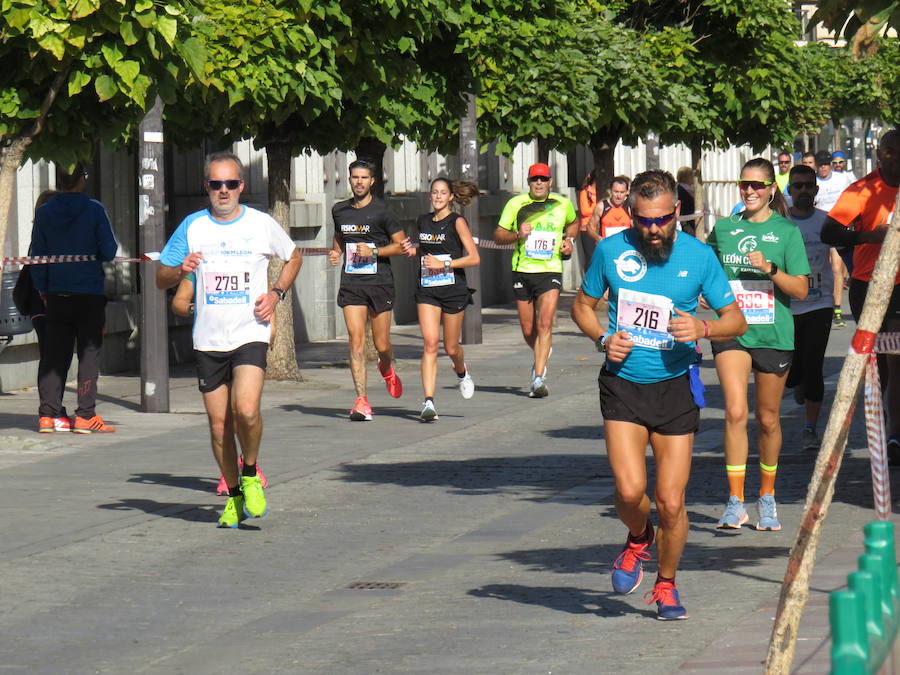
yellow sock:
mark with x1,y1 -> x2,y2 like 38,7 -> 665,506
726,464 -> 746,502
760,462 -> 777,496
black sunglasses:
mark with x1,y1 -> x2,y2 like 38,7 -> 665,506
528,176 -> 551,183
206,179 -> 243,190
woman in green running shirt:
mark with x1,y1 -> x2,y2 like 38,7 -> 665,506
706,158 -> 810,533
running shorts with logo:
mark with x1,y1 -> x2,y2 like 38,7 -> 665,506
160,205 -> 298,352
710,339 -> 793,375
512,271 -> 562,302
414,211 -> 473,314
337,285 -> 395,314
706,212 -> 810,352
497,192 -> 576,274
582,229 -> 734,384
195,342 -> 268,393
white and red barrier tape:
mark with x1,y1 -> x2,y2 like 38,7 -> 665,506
851,329 -> 900,521
1,238 -> 518,269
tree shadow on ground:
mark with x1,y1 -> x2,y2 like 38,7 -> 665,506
337,454 -> 608,499
279,403 -> 421,421
126,473 -> 217,493
468,584 -> 655,619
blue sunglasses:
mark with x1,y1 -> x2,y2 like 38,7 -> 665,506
634,212 -> 675,228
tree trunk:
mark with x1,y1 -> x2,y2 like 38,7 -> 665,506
690,139 -> 707,241
832,118 -> 842,152
536,137 -> 551,164
264,140 -> 302,381
589,128 -> 619,204
355,136 -> 387,198
0,139 -> 31,257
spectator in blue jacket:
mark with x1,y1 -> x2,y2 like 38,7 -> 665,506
31,163 -> 118,434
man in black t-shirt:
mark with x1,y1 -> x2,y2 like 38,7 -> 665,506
329,160 -> 409,420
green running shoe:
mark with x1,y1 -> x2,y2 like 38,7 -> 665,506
241,474 -> 267,518
218,495 -> 246,528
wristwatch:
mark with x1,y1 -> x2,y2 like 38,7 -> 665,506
272,287 -> 287,302
444,260 -> 452,273
767,262 -> 779,277
371,247 -> 379,258
596,335 -> 609,353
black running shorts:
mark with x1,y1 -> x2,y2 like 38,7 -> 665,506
598,368 -> 699,435
711,339 -> 792,375
195,341 -> 268,393
512,271 -> 563,302
337,284 -> 395,315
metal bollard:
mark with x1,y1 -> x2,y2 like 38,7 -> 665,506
831,590 -> 869,674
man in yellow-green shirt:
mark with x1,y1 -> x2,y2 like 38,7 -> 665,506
494,162 -> 578,398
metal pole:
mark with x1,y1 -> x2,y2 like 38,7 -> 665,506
645,131 -> 660,171
138,97 -> 169,412
460,94 -> 482,345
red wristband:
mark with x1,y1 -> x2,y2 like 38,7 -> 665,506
702,320 -> 710,339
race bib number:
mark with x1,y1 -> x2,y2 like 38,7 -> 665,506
421,254 -> 454,288
616,288 -> 674,350
807,272 -> 822,299
604,225 -> 628,238
345,242 -> 377,274
730,280 -> 775,324
203,266 -> 251,306
524,231 -> 556,260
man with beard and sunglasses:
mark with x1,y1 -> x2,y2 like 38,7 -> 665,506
157,152 -> 302,528
784,166 -> 834,452
571,170 -> 746,620
494,163 -> 578,398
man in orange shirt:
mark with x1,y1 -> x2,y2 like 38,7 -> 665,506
821,129 -> 900,459
587,176 -> 632,240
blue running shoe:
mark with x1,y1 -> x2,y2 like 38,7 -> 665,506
755,494 -> 781,531
716,496 -> 749,529
611,523 -> 654,594
645,580 -> 688,620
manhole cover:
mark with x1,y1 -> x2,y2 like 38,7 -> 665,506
344,581 -> 404,590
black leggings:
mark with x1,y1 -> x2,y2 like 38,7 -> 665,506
786,307 -> 832,402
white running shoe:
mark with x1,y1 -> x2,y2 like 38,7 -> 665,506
458,369 -> 475,399
420,399 -> 438,422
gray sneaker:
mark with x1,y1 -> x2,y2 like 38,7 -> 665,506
755,494 -> 782,531
716,496 -> 749,529
420,400 -> 438,422
801,427 -> 819,451
528,374 -> 549,398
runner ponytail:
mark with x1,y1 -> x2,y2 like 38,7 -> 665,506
431,177 -> 480,207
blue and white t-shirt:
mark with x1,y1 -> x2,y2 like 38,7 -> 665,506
582,229 -> 734,384
160,206 -> 297,352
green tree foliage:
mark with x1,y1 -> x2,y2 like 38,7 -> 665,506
0,0 -> 202,252
814,0 -> 900,53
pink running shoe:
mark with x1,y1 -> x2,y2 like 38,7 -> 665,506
216,458 -> 268,495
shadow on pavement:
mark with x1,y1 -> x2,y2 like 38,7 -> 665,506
337,454 -> 607,498
281,403 -> 421,421
97,498 -> 222,523
127,473 -> 217,493
0,412 -> 39,432
468,584 -> 657,619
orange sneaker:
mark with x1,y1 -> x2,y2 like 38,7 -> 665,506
379,362 -> 403,398
73,415 -> 116,434
38,416 -> 71,433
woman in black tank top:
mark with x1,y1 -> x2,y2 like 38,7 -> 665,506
401,178 -> 480,421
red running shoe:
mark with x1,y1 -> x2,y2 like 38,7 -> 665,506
73,415 -> 116,434
379,362 -> 403,398
349,396 -> 373,421
644,579 -> 689,620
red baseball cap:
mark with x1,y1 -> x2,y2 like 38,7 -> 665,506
528,163 -> 551,179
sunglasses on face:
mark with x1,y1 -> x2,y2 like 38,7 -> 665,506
778,160 -> 791,165
634,212 -> 675,228
206,179 -> 243,191
528,176 -> 551,183
789,181 -> 816,190
832,161 -> 845,166
737,179 -> 773,191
